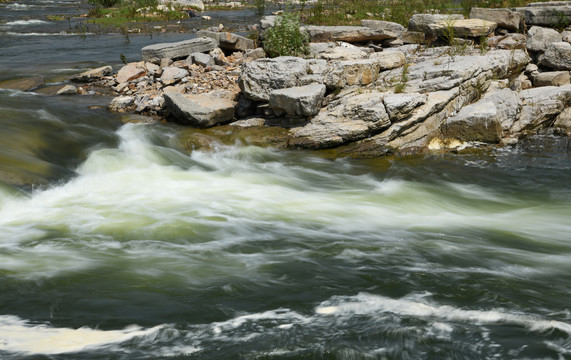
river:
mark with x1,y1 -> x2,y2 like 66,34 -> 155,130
1,1 -> 571,359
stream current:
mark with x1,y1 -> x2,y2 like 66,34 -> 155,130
1,1 -> 571,359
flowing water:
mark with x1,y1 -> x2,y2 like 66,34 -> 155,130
1,1 -> 571,359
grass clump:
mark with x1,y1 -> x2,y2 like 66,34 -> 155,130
263,13 -> 309,58
87,0 -> 189,25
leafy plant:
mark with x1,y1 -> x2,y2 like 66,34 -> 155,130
263,13 -> 310,58
88,0 -> 120,7
394,61 -> 409,93
254,0 -> 265,15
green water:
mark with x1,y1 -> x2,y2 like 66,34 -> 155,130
1,99 -> 570,358
1,1 -> 571,358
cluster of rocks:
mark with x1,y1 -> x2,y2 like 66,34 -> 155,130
50,1 -> 571,155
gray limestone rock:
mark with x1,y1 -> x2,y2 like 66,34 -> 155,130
196,30 -> 255,52
427,18 -> 497,38
552,107 -> 571,135
526,26 -> 563,53
164,92 -> 235,127
532,71 -> 571,86
309,42 -> 370,61
160,67 -> 189,85
324,59 -> 382,89
408,14 -> 464,33
288,90 -> 391,149
190,52 -> 215,67
524,3 -> 571,26
360,20 -> 404,38
481,88 -> 521,131
141,37 -> 217,63
469,7 -> 522,31
160,0 -> 204,11
511,85 -> 571,133
73,66 -> 112,82
369,51 -> 406,70
539,42 -> 571,70
269,83 -> 326,118
442,101 -> 503,143
238,57 -> 311,101
116,62 -> 147,84
302,25 -> 398,43
383,93 -> 427,122
56,84 -> 78,95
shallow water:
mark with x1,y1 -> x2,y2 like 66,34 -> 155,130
1,1 -> 571,359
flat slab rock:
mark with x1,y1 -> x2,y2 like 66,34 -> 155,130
302,25 -> 397,43
269,83 -> 326,118
196,30 -> 255,52
428,18 -> 497,38
141,37 -> 217,62
164,92 -> 235,127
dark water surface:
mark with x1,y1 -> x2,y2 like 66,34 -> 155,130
1,1 -> 571,359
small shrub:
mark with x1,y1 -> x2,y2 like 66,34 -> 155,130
254,0 -> 265,15
263,13 -> 310,58
88,0 -> 120,7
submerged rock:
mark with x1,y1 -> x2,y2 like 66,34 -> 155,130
0,76 -> 45,92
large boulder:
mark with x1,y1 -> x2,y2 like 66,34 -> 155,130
302,25 -> 398,43
470,7 -> 522,31
360,20 -> 404,38
269,83 -> 326,118
526,26 -> 563,52
324,59 -> 382,89
539,42 -> 571,70
553,107 -> 571,135
369,51 -> 406,70
160,66 -> 189,85
164,92 -> 235,127
383,93 -> 427,122
524,2 -> 571,26
73,65 -> 112,82
510,85 -> 571,133
141,37 -> 217,63
238,57 -> 311,102
480,88 -> 521,131
288,90 -> 391,149
442,101 -> 503,143
116,62 -> 147,84
196,30 -> 255,52
309,42 -> 370,61
378,50 -> 530,93
532,70 -> 571,86
408,14 -> 464,33
428,18 -> 497,38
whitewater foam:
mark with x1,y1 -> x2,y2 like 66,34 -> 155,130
0,315 -> 164,355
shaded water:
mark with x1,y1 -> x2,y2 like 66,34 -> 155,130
1,1 -> 571,359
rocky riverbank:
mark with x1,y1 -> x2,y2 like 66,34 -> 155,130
6,1 -> 571,157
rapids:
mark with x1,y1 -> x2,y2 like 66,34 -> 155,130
1,0 -> 571,359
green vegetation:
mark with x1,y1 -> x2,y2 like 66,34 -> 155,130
263,13 -> 309,58
87,0 -> 189,25
394,61 -> 409,93
302,0 -> 554,27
